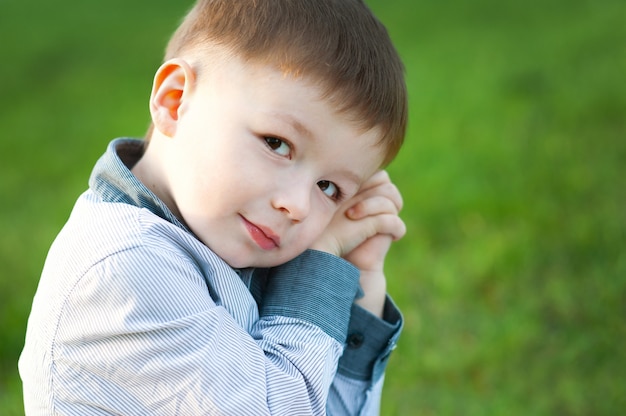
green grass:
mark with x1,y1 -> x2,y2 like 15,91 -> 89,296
1,0 -> 625,414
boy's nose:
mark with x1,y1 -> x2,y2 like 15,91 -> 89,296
271,182 -> 311,223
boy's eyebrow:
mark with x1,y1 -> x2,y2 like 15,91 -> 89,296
271,113 -> 314,141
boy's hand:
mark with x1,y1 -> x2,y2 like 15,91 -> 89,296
312,170 -> 405,270
311,170 -> 406,317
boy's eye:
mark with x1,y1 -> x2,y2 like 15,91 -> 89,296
317,180 -> 341,200
264,137 -> 291,157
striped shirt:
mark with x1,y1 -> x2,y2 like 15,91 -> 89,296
19,138 -> 402,415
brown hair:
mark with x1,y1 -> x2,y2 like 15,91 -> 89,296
150,0 -> 407,166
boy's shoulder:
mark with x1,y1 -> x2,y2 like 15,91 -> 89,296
37,190 -> 234,318
51,190 -> 206,274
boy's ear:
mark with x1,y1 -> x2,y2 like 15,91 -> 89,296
150,59 -> 196,138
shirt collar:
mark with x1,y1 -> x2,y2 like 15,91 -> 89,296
89,138 -> 189,232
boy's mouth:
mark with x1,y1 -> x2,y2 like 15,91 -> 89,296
240,215 -> 280,250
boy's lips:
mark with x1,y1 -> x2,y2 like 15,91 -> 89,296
240,215 -> 280,250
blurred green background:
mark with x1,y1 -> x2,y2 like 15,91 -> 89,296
1,0 -> 624,414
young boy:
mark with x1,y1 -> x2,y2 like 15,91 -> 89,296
20,0 -> 408,414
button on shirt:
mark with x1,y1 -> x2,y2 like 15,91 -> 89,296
19,138 -> 402,415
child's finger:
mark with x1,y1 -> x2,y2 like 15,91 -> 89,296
369,213 -> 406,241
346,196 -> 399,220
357,170 -> 391,192
377,213 -> 406,241
350,181 -> 403,213
355,212 -> 406,243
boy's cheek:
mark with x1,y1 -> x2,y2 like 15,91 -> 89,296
316,210 -> 340,233
295,209 -> 341,250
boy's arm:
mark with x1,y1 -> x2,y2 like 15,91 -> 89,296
311,170 -> 406,414
327,298 -> 402,414
28,242 -> 360,416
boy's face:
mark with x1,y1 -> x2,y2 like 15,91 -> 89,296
153,56 -> 385,268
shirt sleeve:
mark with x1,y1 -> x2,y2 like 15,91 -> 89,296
327,297 -> 403,415
48,246 -> 361,416
260,250 -> 404,415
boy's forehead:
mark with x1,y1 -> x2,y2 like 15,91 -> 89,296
201,53 -> 376,130
196,51 -> 360,116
